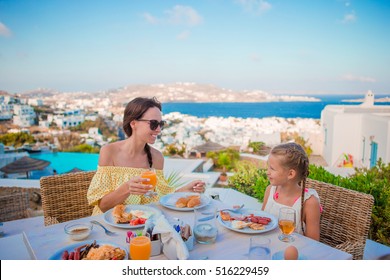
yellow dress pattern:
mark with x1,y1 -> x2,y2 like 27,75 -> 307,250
87,166 -> 175,215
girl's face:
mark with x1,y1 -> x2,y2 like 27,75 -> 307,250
133,107 -> 163,144
266,154 -> 291,186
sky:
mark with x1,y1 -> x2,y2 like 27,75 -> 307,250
0,0 -> 389,95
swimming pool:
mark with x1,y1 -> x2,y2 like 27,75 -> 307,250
28,152 -> 218,185
30,152 -> 99,174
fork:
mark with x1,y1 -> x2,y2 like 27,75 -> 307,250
219,204 -> 245,213
90,220 -> 117,236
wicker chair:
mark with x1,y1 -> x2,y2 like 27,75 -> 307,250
0,191 -> 29,222
40,171 -> 95,226
306,178 -> 374,260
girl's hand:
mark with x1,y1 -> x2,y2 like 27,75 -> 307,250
122,176 -> 153,195
176,180 -> 205,193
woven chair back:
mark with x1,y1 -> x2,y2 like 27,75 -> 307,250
306,178 -> 374,259
0,191 -> 29,222
40,171 -> 95,226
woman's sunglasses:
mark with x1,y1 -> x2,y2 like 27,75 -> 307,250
137,119 -> 166,130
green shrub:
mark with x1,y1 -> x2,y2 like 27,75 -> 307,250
228,161 -> 268,201
65,144 -> 99,153
309,163 -> 390,245
248,141 -> 265,154
163,143 -> 186,157
0,132 -> 35,148
206,148 -> 240,171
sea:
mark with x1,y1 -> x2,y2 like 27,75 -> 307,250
29,94 -> 390,177
162,94 -> 390,119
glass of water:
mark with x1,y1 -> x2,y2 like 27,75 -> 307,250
248,236 -> 271,260
193,204 -> 218,244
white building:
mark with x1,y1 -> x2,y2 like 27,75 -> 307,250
0,103 -> 13,120
47,109 -> 85,128
27,98 -> 44,106
13,104 -> 36,127
321,91 -> 390,168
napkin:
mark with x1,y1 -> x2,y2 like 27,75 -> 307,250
152,215 -> 189,260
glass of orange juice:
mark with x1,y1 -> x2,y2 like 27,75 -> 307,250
141,168 -> 157,197
130,232 -> 151,260
278,207 -> 296,242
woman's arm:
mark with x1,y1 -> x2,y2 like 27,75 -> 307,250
303,196 -> 321,241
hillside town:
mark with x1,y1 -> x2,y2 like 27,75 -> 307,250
1,85 -> 389,176
0,83 -> 321,155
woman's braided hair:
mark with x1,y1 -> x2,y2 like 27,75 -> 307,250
270,142 -> 310,233
122,96 -> 162,168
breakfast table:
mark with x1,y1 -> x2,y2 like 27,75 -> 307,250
0,188 -> 352,260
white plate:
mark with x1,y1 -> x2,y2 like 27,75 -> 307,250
159,192 -> 210,211
49,239 -> 128,260
103,205 -> 162,229
272,250 -> 307,260
217,209 -> 278,234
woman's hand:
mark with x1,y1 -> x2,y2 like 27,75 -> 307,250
121,176 -> 154,195
176,180 -> 205,193
99,176 -> 154,213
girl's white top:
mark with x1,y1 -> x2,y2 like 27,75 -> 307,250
263,185 -> 320,235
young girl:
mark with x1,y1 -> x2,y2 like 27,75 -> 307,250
262,142 -> 321,241
87,97 -> 205,215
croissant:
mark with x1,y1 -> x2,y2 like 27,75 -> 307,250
175,197 -> 190,208
187,196 -> 201,208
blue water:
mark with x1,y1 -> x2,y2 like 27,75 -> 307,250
162,94 -> 390,119
30,152 -> 99,176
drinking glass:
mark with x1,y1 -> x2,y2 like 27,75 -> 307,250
278,207 -> 296,242
141,168 -> 157,197
248,236 -> 271,260
130,232 -> 151,260
193,204 -> 218,244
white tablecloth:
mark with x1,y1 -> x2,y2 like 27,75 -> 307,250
1,189 -> 352,260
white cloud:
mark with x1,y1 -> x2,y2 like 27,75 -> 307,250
177,30 -> 190,40
342,74 -> 376,83
165,5 -> 203,26
236,0 -> 272,15
250,53 -> 261,62
0,22 -> 11,37
143,5 -> 203,27
142,13 -> 159,24
342,11 -> 357,23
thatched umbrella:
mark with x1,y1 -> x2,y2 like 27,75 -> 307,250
193,141 -> 226,153
65,167 -> 84,173
0,156 -> 50,178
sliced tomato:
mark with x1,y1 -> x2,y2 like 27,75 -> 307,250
129,219 -> 139,225
129,218 -> 147,225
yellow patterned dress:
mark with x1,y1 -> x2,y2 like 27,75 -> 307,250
87,166 -> 175,215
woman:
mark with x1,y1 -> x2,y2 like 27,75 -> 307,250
87,97 -> 205,215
